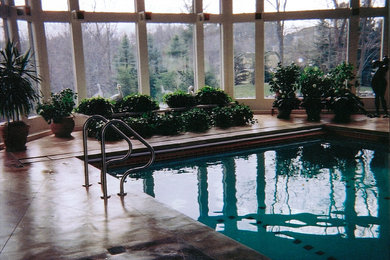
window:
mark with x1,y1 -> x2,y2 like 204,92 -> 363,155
357,17 -> 383,97
41,0 -> 68,11
233,0 -> 255,14
79,0 -> 135,13
147,23 -> 194,101
264,19 -> 348,97
0,19 -> 6,47
234,23 -> 255,99
203,0 -> 219,14
360,0 -> 385,7
265,0 -> 350,12
45,23 -> 76,93
82,23 -> 138,98
204,23 -> 221,88
145,0 -> 192,13
17,21 -> 30,52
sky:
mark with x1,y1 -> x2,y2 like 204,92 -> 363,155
14,0 -> 386,14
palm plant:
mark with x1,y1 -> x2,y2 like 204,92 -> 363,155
0,40 -> 40,123
0,40 -> 40,151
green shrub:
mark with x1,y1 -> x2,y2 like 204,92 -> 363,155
154,113 -> 184,135
182,108 -> 211,132
212,106 -> 234,128
231,104 -> 255,126
123,114 -> 155,138
75,97 -> 113,117
114,94 -> 159,113
196,86 -> 232,106
163,90 -> 196,108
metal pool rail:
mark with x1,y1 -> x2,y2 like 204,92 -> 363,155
82,115 -> 155,199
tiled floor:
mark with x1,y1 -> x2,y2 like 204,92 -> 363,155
0,114 -> 388,260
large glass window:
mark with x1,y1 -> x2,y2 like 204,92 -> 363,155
265,0 -> 349,12
0,19 -> 5,47
264,19 -> 348,97
41,0 -> 68,11
360,0 -> 386,7
147,23 -> 194,101
203,0 -> 219,14
233,0 -> 255,14
234,23 -> 255,99
79,0 -> 135,13
145,0 -> 192,13
204,23 -> 221,88
82,23 -> 138,98
45,23 -> 76,93
17,21 -> 30,52
357,17 -> 384,97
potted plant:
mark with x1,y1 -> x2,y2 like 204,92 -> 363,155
163,90 -> 196,110
326,63 -> 364,123
0,40 -> 41,152
299,66 -> 325,121
36,88 -> 77,137
196,86 -> 232,107
269,63 -> 301,119
114,94 -> 159,114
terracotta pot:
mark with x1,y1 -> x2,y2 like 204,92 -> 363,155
0,121 -> 30,152
50,117 -> 75,138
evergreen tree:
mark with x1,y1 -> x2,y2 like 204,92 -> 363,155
116,35 -> 138,96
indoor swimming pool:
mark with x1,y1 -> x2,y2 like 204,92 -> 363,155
110,139 -> 390,260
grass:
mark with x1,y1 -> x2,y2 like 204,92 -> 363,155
234,83 -> 273,99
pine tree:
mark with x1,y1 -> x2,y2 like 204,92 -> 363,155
116,35 -> 138,96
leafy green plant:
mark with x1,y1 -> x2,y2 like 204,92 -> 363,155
182,108 -> 211,132
326,63 -> 364,122
269,62 -> 300,98
0,40 -> 41,123
196,86 -> 232,106
212,106 -> 233,128
231,103 -> 255,126
123,114 -> 155,138
114,94 -> 159,113
299,66 -> 325,121
75,97 -> 114,117
269,63 -> 300,119
163,90 -> 196,108
36,88 -> 77,124
154,113 -> 184,135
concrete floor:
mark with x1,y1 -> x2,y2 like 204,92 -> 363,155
0,114 -> 388,260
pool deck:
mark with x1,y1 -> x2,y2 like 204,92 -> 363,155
0,114 -> 389,260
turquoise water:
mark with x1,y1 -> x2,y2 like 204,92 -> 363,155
111,140 -> 390,260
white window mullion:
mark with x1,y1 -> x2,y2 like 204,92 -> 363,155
28,0 -> 51,100
68,0 -> 87,101
135,0 -> 150,95
221,0 -> 234,96
194,0 -> 205,91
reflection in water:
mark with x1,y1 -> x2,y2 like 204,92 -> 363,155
121,141 -> 390,260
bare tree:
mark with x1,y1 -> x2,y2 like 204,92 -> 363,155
267,0 -> 288,63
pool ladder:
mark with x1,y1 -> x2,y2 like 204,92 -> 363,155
82,115 -> 155,199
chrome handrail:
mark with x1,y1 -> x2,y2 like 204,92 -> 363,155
82,115 -> 109,187
100,119 -> 155,199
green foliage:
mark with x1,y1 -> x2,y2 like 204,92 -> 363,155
325,63 -> 364,122
163,90 -> 196,108
123,114 -> 155,138
36,88 -> 77,124
75,97 -> 113,117
154,113 -> 184,135
212,106 -> 234,128
115,94 -> 159,113
182,108 -> 211,132
269,62 -> 300,96
0,40 -> 41,123
299,66 -> 325,99
196,86 -> 232,106
115,35 -> 138,96
231,104 -> 255,126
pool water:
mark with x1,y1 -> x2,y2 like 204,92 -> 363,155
111,140 -> 390,260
